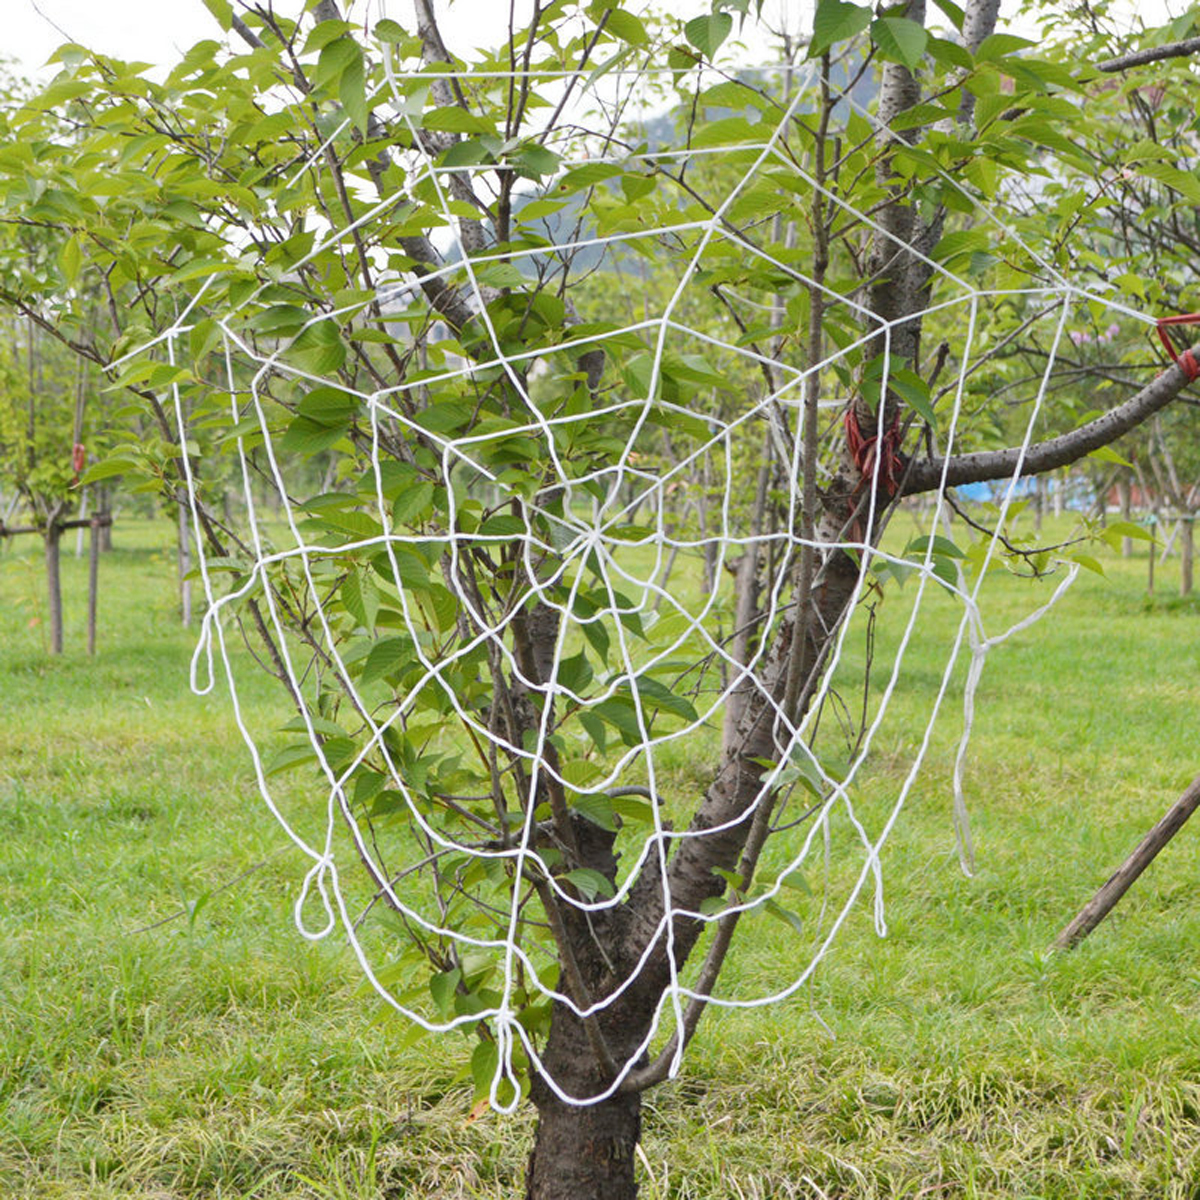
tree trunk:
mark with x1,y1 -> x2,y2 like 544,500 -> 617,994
75,489 -> 89,557
97,485 -> 113,551
722,455 -> 770,745
699,454 -> 717,597
527,1033 -> 641,1200
45,517 -> 63,655
1181,514 -> 1194,596
1118,476 -> 1132,557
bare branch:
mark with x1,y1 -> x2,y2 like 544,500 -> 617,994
1098,36 -> 1200,73
903,352 -> 1198,495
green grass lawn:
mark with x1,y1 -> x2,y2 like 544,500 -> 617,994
2,511 -> 1199,1198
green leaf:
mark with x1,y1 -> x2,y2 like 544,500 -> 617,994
1070,552 -> 1106,578
290,320 -> 346,374
471,1040 -> 498,1098
564,868 -> 615,900
476,262 -> 527,289
781,870 -> 813,897
340,570 -> 380,633
517,197 -> 568,223
512,144 -> 562,179
684,12 -> 733,58
871,17 -> 928,71
279,417 -> 348,457
557,651 -> 594,694
477,514 -> 526,537
59,235 -> 82,285
265,743 -> 319,776
593,696 -> 643,743
973,32 -> 1035,61
315,36 -> 361,89
1088,444 -> 1132,468
691,117 -> 764,149
374,17 -> 406,42
201,0 -> 233,30
251,304 -> 310,336
1104,519 -> 1155,544
441,139 -> 492,168
926,34 -> 972,69
391,480 -> 435,526
570,794 -> 617,833
581,619 -> 610,665
1139,162 -> 1200,205
298,385 -> 359,427
906,534 -> 965,559
668,44 -> 701,72
604,8 -> 648,44
764,899 -> 805,938
891,366 -> 937,426
304,19 -> 353,52
339,46 -> 368,133
429,968 -> 461,1018
578,711 -> 608,754
360,636 -> 413,685
423,106 -> 494,135
353,771 -> 388,807
635,675 -> 698,722
78,459 -> 136,486
712,866 -> 745,894
930,555 -> 960,589
281,715 -> 347,739
929,0 -> 964,31
809,0 -> 871,57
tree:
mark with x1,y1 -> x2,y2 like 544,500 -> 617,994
2,2 -> 1199,1195
0,305 -> 91,653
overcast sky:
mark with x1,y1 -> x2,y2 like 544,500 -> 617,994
4,0 -> 1177,80
7,1 -> 812,77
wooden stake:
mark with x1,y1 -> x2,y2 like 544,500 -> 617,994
88,515 -> 100,656
45,517 -> 63,655
1052,773 -> 1200,950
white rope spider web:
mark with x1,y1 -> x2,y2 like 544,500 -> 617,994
119,23 -> 1155,1111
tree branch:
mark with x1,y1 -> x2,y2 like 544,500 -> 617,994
903,351 -> 1197,495
1098,36 -> 1200,73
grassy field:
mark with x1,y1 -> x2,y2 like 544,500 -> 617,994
2,511 -> 1200,1198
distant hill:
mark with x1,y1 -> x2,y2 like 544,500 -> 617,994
513,57 -> 879,275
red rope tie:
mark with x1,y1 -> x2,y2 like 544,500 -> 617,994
844,408 -> 904,497
1156,313 -> 1200,381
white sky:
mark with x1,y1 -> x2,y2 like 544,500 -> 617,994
6,1 -> 812,77
3,0 -> 1178,80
